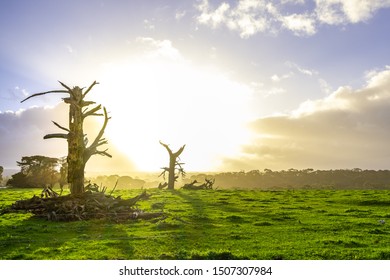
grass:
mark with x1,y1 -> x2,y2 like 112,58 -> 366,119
1,188 -> 390,259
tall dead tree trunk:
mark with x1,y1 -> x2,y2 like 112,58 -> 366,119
21,81 -> 111,195
66,86 -> 85,194
159,141 -> 185,190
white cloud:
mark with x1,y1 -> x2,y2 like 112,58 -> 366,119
143,19 -> 155,30
282,13 -> 317,36
196,0 -> 390,37
197,1 -> 230,28
318,78 -> 333,94
271,74 -> 281,82
251,81 -> 287,97
315,0 -> 390,24
196,0 -> 272,38
175,10 -> 187,20
281,0 -> 305,3
13,86 -> 29,98
65,44 -> 74,54
271,72 -> 293,82
365,66 -> 390,88
285,61 -> 317,76
315,0 -> 346,24
268,87 -> 287,96
292,85 -> 354,116
135,37 -> 182,60
250,81 -> 265,89
223,66 -> 390,170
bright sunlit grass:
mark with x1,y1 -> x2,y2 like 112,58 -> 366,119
1,188 -> 390,260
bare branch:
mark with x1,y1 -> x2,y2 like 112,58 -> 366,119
159,141 -> 184,157
159,167 -> 169,180
82,81 -> 99,98
62,97 -> 72,104
21,90 -> 68,103
109,180 -> 119,196
96,149 -> 112,158
58,81 -> 72,92
89,107 -> 109,148
97,138 -> 108,146
83,104 -> 102,119
84,148 -> 112,162
52,121 -> 69,132
81,100 -> 96,107
175,161 -> 186,178
84,107 -> 110,161
174,145 -> 186,157
58,81 -> 76,100
44,133 -> 69,140
160,141 -> 185,157
159,141 -> 172,156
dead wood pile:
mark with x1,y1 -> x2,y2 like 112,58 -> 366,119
1,191 -> 164,222
181,178 -> 215,190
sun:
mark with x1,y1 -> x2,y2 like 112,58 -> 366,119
95,57 -> 254,172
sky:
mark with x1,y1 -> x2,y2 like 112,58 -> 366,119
1,0 -> 390,173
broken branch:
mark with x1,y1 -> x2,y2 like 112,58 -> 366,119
21,90 -> 68,103
52,121 -> 70,132
82,81 -> 99,98
44,133 -> 69,140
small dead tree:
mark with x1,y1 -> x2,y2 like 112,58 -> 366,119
21,81 -> 111,195
159,141 -> 185,190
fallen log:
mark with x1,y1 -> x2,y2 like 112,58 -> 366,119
182,178 -> 215,190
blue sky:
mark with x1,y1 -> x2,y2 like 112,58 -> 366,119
1,0 -> 390,173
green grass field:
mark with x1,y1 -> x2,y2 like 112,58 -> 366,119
1,188 -> 390,260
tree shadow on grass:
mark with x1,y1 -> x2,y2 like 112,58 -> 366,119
0,214 -> 136,259
156,190 -> 252,260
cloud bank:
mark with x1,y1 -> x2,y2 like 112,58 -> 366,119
224,66 -> 390,170
196,0 -> 390,37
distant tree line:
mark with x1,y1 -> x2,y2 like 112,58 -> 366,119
5,159 -> 390,190
188,168 -> 390,190
4,155 -> 149,190
88,175 -> 147,190
6,155 -> 67,188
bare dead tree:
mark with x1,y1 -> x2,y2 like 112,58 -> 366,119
21,81 -> 111,195
159,141 -> 185,190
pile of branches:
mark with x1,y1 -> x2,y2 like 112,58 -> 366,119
182,178 -> 215,190
1,186 -> 164,222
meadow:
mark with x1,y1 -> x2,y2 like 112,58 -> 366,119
1,188 -> 390,260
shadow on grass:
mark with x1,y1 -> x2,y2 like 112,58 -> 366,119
0,214 -> 136,259
358,200 -> 390,207
152,190 -> 253,259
